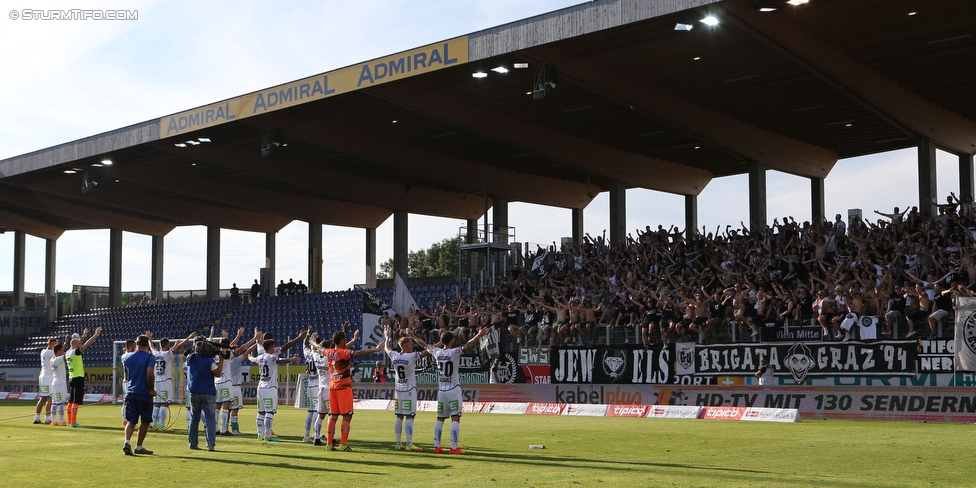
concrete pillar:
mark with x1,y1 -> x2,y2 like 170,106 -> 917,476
572,208 -> 584,245
109,229 -> 122,308
918,138 -> 937,217
151,236 -> 164,302
748,162 -> 767,230
206,226 -> 220,300
466,219 -> 478,244
45,238 -> 56,321
810,177 -> 825,223
308,222 -> 322,293
492,197 -> 509,245
394,211 -> 408,279
685,195 -> 698,242
609,181 -> 626,246
265,232 -> 276,296
365,228 -> 377,289
960,153 -> 974,202
13,230 -> 25,308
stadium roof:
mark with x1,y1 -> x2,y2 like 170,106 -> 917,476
2,0 -> 975,238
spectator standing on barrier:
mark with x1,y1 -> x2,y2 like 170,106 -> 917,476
122,335 -> 156,456
883,283 -> 906,337
756,355 -> 775,386
927,283 -> 955,340
230,283 -> 240,305
65,327 -> 102,428
186,337 -> 224,452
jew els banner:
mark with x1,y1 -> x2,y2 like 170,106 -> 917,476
549,344 -> 675,385
693,342 -> 917,384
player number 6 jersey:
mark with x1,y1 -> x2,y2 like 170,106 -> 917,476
387,350 -> 422,392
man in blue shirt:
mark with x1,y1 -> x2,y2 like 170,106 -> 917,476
186,338 -> 224,452
123,335 -> 156,455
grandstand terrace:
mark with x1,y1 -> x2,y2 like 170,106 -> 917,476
2,0 -> 976,410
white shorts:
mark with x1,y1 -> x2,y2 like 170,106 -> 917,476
305,384 -> 319,412
229,385 -> 243,410
930,309 -> 951,322
38,375 -> 52,397
437,387 -> 463,418
394,388 -> 418,417
215,380 -> 233,404
840,313 -> 858,332
51,382 -> 68,405
316,386 -> 330,415
154,379 -> 174,404
257,386 -> 278,414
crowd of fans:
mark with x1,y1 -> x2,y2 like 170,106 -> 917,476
388,195 -> 976,348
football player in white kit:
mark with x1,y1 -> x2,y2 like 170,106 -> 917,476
148,330 -> 196,431
247,339 -> 301,442
215,328 -> 256,436
309,333 -> 334,446
50,342 -> 70,425
34,337 -> 60,424
301,332 -> 321,442
385,328 -> 430,451
428,326 -> 490,454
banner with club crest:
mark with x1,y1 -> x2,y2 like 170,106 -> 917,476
955,296 -> 976,372
549,344 -> 675,384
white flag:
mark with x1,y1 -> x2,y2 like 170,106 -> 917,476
954,297 -> 976,372
393,272 -> 418,316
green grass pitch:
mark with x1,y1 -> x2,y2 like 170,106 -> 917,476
1,400 -> 973,487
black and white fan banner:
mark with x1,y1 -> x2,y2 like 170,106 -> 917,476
954,297 -> 976,371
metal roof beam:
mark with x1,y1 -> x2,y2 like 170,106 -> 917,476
151,141 -> 487,220
0,185 -> 175,237
528,45 -> 838,179
20,179 -> 291,233
0,208 -> 65,240
721,0 -> 976,156
367,83 -> 713,196
104,164 -> 391,229
264,118 -> 597,209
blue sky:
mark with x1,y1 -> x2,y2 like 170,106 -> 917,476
0,0 -> 965,294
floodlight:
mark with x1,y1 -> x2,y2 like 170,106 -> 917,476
491,66 -> 509,74
700,15 -> 719,26
674,23 -> 694,31
472,71 -> 488,78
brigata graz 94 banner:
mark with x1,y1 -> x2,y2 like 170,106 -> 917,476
686,341 -> 918,384
550,344 -> 676,384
